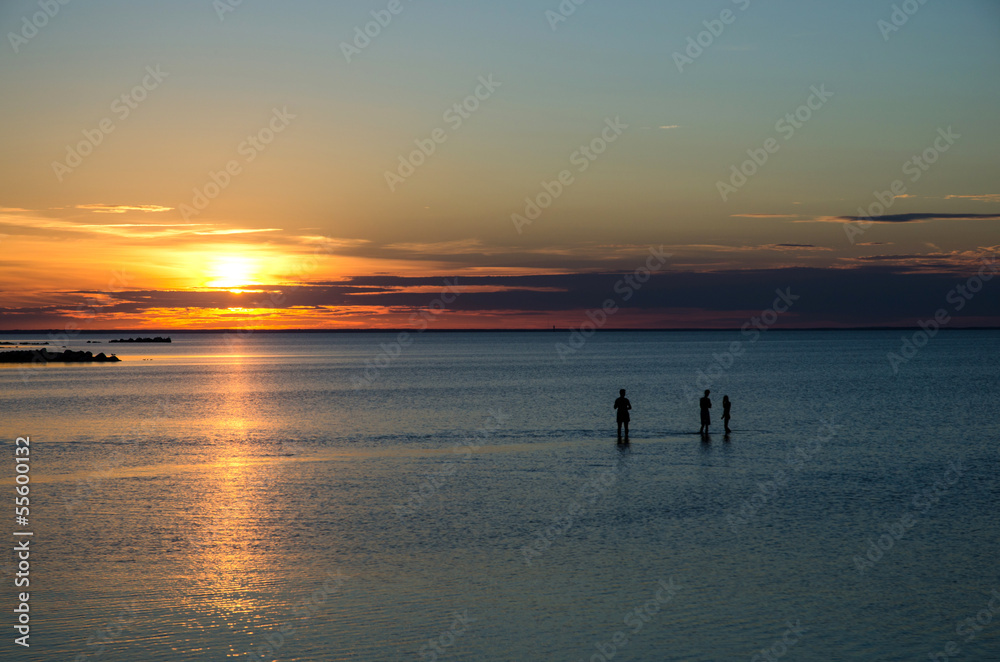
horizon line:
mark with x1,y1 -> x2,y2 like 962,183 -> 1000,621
2,327 -> 1000,334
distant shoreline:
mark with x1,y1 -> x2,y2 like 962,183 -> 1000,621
1,327 -> 998,334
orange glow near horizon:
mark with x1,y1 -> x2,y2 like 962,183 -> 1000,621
2,208 -> 999,330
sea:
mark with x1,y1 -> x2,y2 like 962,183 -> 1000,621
1,330 -> 999,661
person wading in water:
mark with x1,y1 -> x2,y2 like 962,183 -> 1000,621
699,390 -> 712,435
614,389 -> 632,442
721,395 -> 732,435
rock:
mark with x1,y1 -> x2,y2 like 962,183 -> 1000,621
0,349 -> 122,363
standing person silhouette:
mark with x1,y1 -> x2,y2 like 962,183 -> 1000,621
721,395 -> 732,434
614,389 -> 631,442
699,390 -> 712,435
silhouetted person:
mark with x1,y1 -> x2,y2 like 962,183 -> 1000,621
722,395 -> 732,434
699,390 -> 712,435
614,389 -> 631,441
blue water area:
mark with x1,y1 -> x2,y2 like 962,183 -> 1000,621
1,330 -> 998,660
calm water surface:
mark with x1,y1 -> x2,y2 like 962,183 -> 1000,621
1,331 -> 999,661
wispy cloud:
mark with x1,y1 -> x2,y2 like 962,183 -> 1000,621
731,214 -> 799,219
0,214 -> 280,240
945,194 -> 1000,203
385,239 -> 491,255
767,243 -> 832,252
294,236 -> 371,248
76,204 -> 174,214
808,213 -> 1000,224
668,243 -> 830,253
192,228 -> 282,236
837,246 -> 999,273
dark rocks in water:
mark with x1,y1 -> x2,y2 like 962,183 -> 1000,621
0,349 -> 121,363
108,336 -> 171,343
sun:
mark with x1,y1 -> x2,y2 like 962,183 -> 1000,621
207,256 -> 258,292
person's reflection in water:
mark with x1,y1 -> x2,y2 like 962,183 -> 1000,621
722,395 -> 732,435
699,389 -> 712,436
614,389 -> 631,442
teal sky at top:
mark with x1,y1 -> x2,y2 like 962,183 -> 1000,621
1,0 -> 998,251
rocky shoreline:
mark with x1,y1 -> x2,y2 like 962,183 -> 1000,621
0,349 -> 121,363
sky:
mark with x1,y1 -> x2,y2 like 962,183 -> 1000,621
1,0 -> 999,329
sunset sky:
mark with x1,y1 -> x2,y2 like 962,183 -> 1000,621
2,0 -> 999,329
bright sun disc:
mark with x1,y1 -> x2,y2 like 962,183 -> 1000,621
207,256 -> 257,291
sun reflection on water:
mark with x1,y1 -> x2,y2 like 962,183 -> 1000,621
174,354 -> 274,629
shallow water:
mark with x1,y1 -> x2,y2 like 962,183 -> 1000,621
2,330 -> 999,660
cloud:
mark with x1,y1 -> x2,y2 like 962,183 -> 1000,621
192,228 -> 282,236
7,262 -> 1000,329
766,244 -> 832,252
665,243 -> 830,254
0,212 -> 281,240
812,213 -> 1000,224
836,246 -> 999,273
76,204 -> 174,214
851,253 -> 950,262
731,214 -> 799,219
384,239 -> 490,255
945,194 -> 1000,203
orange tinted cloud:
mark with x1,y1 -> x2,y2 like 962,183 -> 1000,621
76,204 -> 174,214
